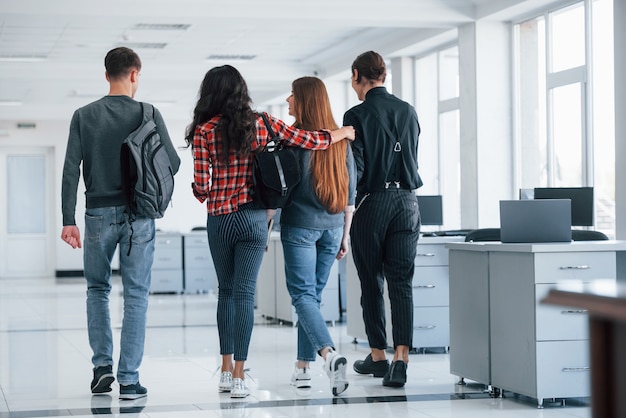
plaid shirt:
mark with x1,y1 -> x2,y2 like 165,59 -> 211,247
192,112 -> 332,216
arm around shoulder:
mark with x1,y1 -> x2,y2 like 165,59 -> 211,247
329,126 -> 355,144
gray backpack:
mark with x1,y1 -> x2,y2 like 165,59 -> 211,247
121,102 -> 174,219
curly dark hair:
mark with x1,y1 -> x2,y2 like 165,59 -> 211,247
185,65 -> 256,163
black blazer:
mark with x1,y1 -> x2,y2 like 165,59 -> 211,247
343,87 -> 422,194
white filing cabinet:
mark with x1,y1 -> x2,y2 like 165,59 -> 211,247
183,231 -> 217,294
490,250 -> 615,407
346,235 -> 462,350
150,231 -> 183,293
447,241 -> 626,408
256,233 -> 278,318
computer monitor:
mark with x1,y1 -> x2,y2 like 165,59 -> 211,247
533,187 -> 594,227
417,195 -> 443,226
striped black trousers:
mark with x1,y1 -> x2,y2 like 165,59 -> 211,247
350,190 -> 420,350
206,202 -> 267,361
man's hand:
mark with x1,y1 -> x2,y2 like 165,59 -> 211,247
61,225 -> 82,249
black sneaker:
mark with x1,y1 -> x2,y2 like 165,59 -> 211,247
119,382 -> 148,400
91,365 -> 115,394
382,360 -> 407,387
353,353 -> 389,377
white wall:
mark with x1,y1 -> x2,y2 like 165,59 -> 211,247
0,114 -> 207,272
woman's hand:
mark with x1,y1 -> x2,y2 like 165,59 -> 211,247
328,126 -> 355,144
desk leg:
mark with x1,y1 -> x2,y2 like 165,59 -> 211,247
589,317 -> 621,418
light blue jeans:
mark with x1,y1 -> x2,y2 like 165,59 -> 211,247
83,206 -> 155,385
281,225 -> 342,362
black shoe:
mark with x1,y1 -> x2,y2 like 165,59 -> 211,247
382,360 -> 407,387
119,382 -> 148,400
91,365 -> 115,394
353,353 -> 390,377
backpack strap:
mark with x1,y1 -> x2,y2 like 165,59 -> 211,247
259,112 -> 281,150
258,113 -> 289,196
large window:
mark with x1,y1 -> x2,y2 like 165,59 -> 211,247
514,0 -> 614,236
415,45 -> 461,229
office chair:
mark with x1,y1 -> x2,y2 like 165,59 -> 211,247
571,229 -> 609,241
464,228 -> 501,242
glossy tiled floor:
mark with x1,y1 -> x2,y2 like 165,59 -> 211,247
0,277 -> 591,418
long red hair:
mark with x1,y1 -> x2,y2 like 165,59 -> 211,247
291,77 -> 348,214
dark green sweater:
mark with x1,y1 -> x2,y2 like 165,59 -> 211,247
61,95 -> 181,226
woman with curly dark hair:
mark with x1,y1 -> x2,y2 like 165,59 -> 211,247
185,65 -> 354,398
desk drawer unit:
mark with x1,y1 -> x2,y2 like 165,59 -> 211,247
534,252 -> 615,283
413,306 -> 449,349
489,249 -> 613,407
151,232 -> 183,293
412,266 -> 449,306
536,340 -> 590,401
183,232 -> 217,293
415,243 -> 450,266
535,283 -> 589,341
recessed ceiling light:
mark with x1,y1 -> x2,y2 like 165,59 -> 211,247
0,56 -> 46,62
0,101 -> 23,106
206,54 -> 256,61
133,23 -> 191,31
121,43 -> 167,49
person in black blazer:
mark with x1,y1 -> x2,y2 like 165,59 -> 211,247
343,51 -> 422,388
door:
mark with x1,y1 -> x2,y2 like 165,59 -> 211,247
0,147 -> 55,277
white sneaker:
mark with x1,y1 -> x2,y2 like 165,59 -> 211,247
324,350 -> 349,396
290,363 -> 312,389
218,371 -> 232,392
230,378 -> 249,398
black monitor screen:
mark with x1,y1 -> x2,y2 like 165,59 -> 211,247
533,187 -> 594,227
417,195 -> 443,226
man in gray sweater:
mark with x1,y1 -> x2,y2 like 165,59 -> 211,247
60,47 -> 180,400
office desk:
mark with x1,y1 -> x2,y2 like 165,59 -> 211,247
543,281 -> 626,417
446,240 -> 626,408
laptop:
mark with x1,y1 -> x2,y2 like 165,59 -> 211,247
499,199 -> 572,243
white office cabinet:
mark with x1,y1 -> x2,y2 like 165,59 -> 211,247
347,236 -> 462,350
446,241 -> 626,408
150,232 -> 183,293
183,231 -> 217,293
256,235 -> 278,318
489,250 -> 614,407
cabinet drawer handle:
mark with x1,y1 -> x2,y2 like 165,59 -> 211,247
561,309 -> 588,314
558,265 -> 590,270
417,253 -> 436,257
415,285 -> 436,289
562,367 -> 590,372
415,325 -> 436,330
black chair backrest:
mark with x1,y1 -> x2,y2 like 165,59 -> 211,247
464,228 -> 501,242
571,229 -> 608,241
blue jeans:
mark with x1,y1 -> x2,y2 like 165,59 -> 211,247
83,206 -> 155,385
281,225 -> 342,362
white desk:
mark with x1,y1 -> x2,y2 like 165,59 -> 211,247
446,240 -> 626,408
346,235 -> 464,351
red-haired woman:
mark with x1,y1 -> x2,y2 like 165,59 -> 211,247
280,76 -> 356,396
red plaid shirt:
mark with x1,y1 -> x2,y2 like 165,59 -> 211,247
192,112 -> 332,216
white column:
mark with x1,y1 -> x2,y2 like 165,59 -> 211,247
390,56 -> 415,104
614,0 -> 626,239
458,21 -> 513,228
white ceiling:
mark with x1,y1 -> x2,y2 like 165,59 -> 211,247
0,0 -> 562,121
